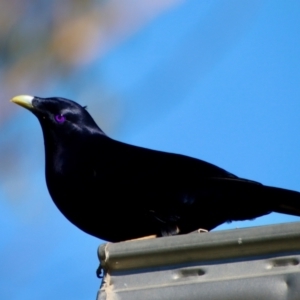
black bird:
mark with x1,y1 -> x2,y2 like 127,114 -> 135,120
11,95 -> 300,242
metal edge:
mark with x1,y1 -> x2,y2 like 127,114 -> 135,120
98,222 -> 300,271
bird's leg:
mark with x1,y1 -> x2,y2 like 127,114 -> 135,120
124,235 -> 157,242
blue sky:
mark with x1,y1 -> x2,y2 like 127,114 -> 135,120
1,0 -> 300,298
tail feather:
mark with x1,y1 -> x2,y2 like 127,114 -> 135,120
265,186 -> 300,217
207,178 -> 300,221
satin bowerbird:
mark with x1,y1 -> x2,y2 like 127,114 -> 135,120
11,95 -> 300,242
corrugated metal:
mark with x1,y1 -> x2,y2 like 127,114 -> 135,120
97,222 -> 300,300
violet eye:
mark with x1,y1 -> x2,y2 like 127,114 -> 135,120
55,114 -> 66,123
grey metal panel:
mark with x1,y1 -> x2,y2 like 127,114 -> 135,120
100,273 -> 300,300
97,222 -> 300,300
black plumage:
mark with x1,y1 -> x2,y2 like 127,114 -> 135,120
11,95 -> 300,242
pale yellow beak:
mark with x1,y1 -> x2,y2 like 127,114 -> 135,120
11,95 -> 34,110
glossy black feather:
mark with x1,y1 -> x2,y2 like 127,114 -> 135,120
16,96 -> 300,242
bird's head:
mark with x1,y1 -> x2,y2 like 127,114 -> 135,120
11,95 -> 105,139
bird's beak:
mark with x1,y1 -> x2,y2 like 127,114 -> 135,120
11,95 -> 34,110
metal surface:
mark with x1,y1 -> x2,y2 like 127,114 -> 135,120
97,222 -> 300,300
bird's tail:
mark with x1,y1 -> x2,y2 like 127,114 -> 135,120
265,185 -> 300,217
207,178 -> 300,221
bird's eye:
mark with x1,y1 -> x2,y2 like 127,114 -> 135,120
54,114 -> 66,123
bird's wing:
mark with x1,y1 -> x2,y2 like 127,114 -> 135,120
109,137 -> 238,178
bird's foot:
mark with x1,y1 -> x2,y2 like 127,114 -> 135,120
197,228 -> 208,233
124,235 -> 157,242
